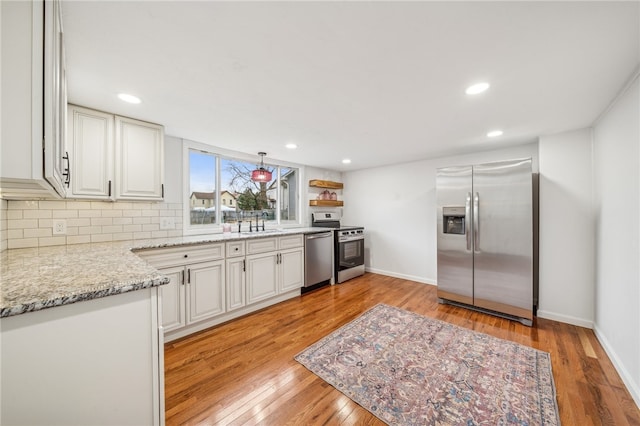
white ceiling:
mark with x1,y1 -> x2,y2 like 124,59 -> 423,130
62,1 -> 639,172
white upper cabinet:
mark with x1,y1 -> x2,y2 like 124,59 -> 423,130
115,116 -> 165,200
66,105 -> 165,201
67,105 -> 114,199
43,0 -> 69,197
0,0 -> 68,199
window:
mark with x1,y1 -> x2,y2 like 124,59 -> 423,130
188,150 -> 216,225
279,167 -> 298,223
185,142 -> 301,233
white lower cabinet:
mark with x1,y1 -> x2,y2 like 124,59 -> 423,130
246,235 -> 304,304
226,241 -> 246,311
157,265 -> 186,333
138,234 -> 305,342
137,244 -> 225,335
279,247 -> 305,292
187,260 -> 225,323
246,252 -> 279,304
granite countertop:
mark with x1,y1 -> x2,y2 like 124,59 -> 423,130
0,227 -> 326,318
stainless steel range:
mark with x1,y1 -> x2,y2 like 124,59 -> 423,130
311,212 -> 365,283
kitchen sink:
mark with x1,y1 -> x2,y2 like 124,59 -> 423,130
239,229 -> 285,236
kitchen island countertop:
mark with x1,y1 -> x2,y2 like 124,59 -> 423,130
0,227 -> 326,318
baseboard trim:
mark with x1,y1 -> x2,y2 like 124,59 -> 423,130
536,310 -> 593,329
365,270 -> 597,330
593,323 -> 640,409
364,267 -> 435,286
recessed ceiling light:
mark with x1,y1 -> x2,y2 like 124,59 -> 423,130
117,93 -> 141,104
285,143 -> 297,149
487,130 -> 503,138
465,82 -> 490,95
342,159 -> 352,164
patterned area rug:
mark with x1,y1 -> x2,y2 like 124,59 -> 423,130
295,304 -> 560,425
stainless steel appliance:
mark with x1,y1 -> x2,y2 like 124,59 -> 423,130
335,228 -> 365,283
304,231 -> 333,288
311,212 -> 365,283
437,158 -> 535,325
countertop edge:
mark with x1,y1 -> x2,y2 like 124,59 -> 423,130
1,228 -> 325,318
0,275 -> 170,318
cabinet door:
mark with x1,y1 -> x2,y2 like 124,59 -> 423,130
158,266 -> 186,333
115,116 -> 164,200
67,105 -> 114,199
226,257 -> 246,311
187,260 -> 225,324
246,252 -> 278,304
0,1 -> 63,198
279,248 -> 304,293
43,0 -> 68,197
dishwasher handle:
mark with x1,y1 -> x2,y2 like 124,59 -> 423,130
305,232 -> 333,240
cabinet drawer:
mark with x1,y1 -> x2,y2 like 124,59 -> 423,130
226,241 -> 245,258
137,243 -> 224,267
278,234 -> 304,250
246,237 -> 278,255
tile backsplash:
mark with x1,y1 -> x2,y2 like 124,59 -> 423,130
4,200 -> 183,250
1,200 -> 8,251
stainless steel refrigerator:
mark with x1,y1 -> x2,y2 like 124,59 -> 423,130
437,158 -> 534,325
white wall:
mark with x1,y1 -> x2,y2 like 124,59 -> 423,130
163,135 -> 183,204
342,143 -> 538,284
538,129 -> 594,327
592,73 -> 640,407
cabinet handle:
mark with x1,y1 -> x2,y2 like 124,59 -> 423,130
187,268 -> 191,284
242,259 -> 246,272
108,180 -> 112,197
161,184 -> 164,198
62,151 -> 70,187
181,270 -> 185,286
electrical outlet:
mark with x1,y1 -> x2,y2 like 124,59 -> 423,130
53,219 -> 67,235
160,217 -> 175,230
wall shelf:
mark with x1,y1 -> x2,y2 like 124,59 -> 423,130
309,200 -> 344,207
308,180 -> 343,189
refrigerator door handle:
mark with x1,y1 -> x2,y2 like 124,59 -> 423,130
473,192 -> 480,252
465,192 -> 472,251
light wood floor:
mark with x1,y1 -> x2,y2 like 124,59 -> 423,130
164,273 -> 640,425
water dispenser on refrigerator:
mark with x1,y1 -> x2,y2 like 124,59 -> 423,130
442,206 -> 466,235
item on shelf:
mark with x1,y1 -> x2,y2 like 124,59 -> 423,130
330,192 -> 337,200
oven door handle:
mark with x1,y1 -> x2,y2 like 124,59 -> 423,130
339,237 -> 364,242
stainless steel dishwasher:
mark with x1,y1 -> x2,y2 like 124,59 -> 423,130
304,231 -> 334,289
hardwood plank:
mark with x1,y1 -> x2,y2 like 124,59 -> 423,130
164,273 -> 640,425
578,327 -> 598,359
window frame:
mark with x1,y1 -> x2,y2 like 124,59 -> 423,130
182,140 -> 304,236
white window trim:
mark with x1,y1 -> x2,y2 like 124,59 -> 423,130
182,139 -> 304,236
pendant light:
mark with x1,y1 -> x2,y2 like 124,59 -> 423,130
251,152 -> 272,183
